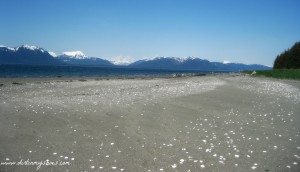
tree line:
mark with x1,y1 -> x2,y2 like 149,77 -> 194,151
274,42 -> 300,69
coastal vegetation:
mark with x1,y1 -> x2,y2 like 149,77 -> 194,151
245,42 -> 300,80
243,69 -> 300,80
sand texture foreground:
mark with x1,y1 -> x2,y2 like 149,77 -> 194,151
0,75 -> 300,172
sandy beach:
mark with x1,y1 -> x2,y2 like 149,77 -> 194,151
0,75 -> 299,172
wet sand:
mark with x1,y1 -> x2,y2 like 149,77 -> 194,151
0,75 -> 299,172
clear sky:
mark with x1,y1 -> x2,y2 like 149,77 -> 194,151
1,0 -> 299,66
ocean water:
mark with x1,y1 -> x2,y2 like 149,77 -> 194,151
0,65 -> 227,78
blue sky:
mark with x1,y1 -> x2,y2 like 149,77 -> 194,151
1,0 -> 299,66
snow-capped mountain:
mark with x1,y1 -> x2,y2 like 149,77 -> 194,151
0,45 -> 46,52
111,56 -> 133,65
0,45 -> 62,65
60,51 -> 87,59
129,56 -> 271,71
0,45 -> 114,66
48,51 -> 57,57
18,45 -> 45,52
139,56 -> 198,63
0,44 -> 271,71
56,51 -> 113,66
129,56 -> 214,70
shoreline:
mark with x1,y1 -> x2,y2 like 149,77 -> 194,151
0,72 -> 241,85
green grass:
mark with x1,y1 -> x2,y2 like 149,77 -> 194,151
243,69 -> 300,80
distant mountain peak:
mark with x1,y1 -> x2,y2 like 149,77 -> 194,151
48,51 -> 57,57
61,51 -> 87,59
111,56 -> 133,65
18,45 -> 45,52
0,44 -> 46,52
176,56 -> 200,62
0,45 -> 15,51
129,56 -> 270,71
143,56 -> 202,63
222,60 -> 231,64
0,44 -> 62,65
21,45 -> 39,50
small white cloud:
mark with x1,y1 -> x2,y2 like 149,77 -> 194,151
111,56 -> 134,65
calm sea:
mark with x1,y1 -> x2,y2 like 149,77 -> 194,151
0,65 -> 228,78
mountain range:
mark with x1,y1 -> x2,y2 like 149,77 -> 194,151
0,45 -> 271,71
0,45 -> 63,65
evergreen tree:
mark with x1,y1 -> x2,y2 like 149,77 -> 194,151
274,42 -> 300,69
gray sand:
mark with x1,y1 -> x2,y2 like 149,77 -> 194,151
0,75 -> 299,171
